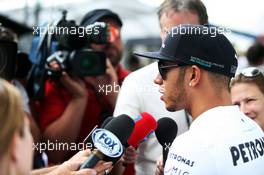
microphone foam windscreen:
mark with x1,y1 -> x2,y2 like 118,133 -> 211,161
100,116 -> 113,128
104,114 -> 135,144
127,112 -> 157,147
155,117 -> 178,147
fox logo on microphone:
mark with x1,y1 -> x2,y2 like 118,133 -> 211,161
92,129 -> 123,158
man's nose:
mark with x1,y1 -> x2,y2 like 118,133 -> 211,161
154,74 -> 163,85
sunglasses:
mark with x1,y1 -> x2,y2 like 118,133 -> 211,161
241,67 -> 263,78
158,61 -> 187,79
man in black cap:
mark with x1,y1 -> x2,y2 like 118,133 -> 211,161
114,1 -> 209,174
81,9 -> 127,76
136,24 -> 264,174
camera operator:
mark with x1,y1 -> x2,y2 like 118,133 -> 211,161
80,9 -> 129,106
36,9 -> 129,163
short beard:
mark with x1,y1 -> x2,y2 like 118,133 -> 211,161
166,67 -> 187,112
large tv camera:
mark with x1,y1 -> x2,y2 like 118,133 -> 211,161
45,10 -> 113,77
0,25 -> 31,81
28,10 -> 116,99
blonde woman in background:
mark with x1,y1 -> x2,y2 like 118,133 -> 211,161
231,67 -> 264,131
0,79 -> 33,175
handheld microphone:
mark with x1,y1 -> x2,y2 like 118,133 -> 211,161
100,116 -> 113,128
83,117 -> 113,149
122,112 -> 157,172
155,117 -> 178,165
80,114 -> 134,169
127,112 -> 157,148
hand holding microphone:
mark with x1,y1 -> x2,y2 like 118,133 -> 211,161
155,155 -> 164,175
122,112 -> 157,168
79,114 -> 134,169
80,112 -> 158,171
127,112 -> 157,148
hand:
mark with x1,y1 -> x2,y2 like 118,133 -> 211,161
48,59 -> 61,71
68,150 -> 113,175
49,60 -> 87,98
48,149 -> 113,175
105,58 -> 118,84
60,72 -> 87,98
84,58 -> 119,107
67,149 -> 92,163
84,58 -> 119,92
121,146 -> 138,164
155,155 -> 164,175
93,161 -> 113,175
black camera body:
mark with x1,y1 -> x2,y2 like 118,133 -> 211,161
0,40 -> 17,80
45,11 -> 110,77
46,49 -> 106,77
0,40 -> 33,81
28,11 -> 113,100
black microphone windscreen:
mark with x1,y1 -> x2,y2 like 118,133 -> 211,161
155,117 -> 178,147
100,116 -> 113,128
104,114 -> 135,145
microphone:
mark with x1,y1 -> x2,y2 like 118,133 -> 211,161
100,116 -> 113,128
83,117 -> 113,149
80,114 -> 134,169
122,112 -> 157,171
127,112 -> 157,148
155,117 -> 178,165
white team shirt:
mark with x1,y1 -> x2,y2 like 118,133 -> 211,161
165,106 -> 264,175
114,62 -> 190,175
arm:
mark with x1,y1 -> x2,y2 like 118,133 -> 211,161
48,150 -> 112,175
155,155 -> 164,175
41,73 -> 88,162
101,58 -> 119,108
110,146 -> 138,175
43,95 -> 87,143
31,149 -> 113,175
30,166 -> 59,175
84,59 -> 119,109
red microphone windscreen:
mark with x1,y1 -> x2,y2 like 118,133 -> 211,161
127,112 -> 157,147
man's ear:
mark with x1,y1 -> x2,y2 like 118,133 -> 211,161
188,65 -> 201,87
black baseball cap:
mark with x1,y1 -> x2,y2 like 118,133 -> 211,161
135,24 -> 238,78
80,9 -> 122,27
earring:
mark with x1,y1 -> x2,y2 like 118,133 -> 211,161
189,82 -> 192,87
